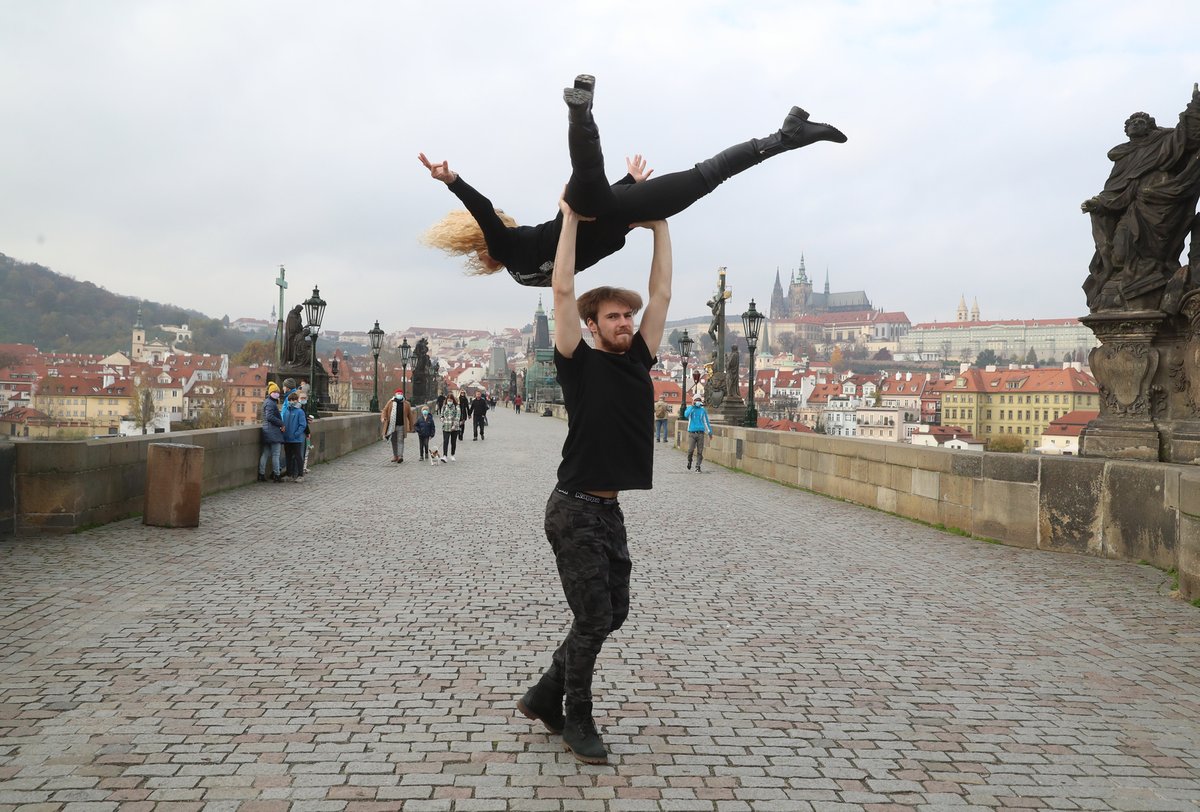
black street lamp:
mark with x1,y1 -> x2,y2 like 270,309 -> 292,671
399,337 -> 412,397
368,320 -> 384,413
741,300 -> 765,427
677,329 -> 694,419
302,286 -> 327,418
330,357 -> 340,410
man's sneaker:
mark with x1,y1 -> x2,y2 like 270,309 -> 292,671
516,675 -> 565,734
450,455 -> 456,461
686,459 -> 692,470
562,703 -> 607,764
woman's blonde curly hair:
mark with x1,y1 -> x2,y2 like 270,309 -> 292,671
421,209 -> 517,275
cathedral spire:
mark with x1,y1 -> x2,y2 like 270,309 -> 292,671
770,267 -> 787,319
824,267 -> 830,296
957,294 -> 968,322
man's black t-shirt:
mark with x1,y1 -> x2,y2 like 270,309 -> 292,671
555,333 -> 656,492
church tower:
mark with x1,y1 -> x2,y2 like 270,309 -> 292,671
789,254 -> 813,314
956,295 -> 968,322
970,297 -> 980,322
532,296 -> 551,350
770,268 -> 788,319
131,307 -> 146,362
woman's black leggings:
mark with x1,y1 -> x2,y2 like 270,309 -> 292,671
563,116 -> 761,224
442,430 -> 457,456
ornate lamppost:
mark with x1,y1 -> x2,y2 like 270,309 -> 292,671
741,300 -> 764,427
368,321 -> 384,413
399,337 -> 412,396
302,286 -> 326,418
677,329 -> 694,419
330,357 -> 340,411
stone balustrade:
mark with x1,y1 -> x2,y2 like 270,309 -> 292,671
1,413 -> 379,536
683,421 -> 1199,601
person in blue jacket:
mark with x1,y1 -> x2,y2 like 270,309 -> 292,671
258,381 -> 285,482
684,395 -> 713,473
281,390 -> 308,481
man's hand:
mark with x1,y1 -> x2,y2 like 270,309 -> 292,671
418,153 -> 457,185
626,154 -> 654,182
1081,197 -> 1100,213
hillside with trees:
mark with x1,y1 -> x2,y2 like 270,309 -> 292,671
0,252 -> 269,355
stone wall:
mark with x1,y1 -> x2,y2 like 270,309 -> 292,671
4,413 -> 380,536
677,421 -> 1200,601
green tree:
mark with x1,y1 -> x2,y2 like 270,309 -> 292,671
974,349 -> 998,367
232,339 -> 275,366
988,435 -> 1025,453
1025,347 -> 1038,366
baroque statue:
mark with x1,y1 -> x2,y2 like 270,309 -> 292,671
282,305 -> 312,367
1082,82 -> 1200,314
725,344 -> 740,397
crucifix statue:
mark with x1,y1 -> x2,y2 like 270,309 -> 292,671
274,264 -> 288,367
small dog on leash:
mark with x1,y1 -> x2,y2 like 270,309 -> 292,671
428,449 -> 443,465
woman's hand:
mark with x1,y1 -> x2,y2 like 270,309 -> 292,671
418,153 -> 457,184
626,154 -> 654,182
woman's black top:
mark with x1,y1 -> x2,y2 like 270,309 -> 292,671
447,176 -> 634,287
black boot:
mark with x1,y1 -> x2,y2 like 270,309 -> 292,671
768,105 -> 847,154
694,106 -> 846,191
517,674 -> 564,734
562,702 -> 607,764
563,86 -> 593,125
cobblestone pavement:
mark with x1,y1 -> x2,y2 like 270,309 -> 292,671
3,408 -> 1200,812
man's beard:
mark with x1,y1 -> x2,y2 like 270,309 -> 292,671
595,328 -> 633,353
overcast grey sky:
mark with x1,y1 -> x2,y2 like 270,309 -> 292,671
1,1 -> 1197,335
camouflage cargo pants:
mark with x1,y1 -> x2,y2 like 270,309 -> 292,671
541,488 -> 632,707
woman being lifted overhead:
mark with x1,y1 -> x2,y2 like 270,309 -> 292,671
419,74 -> 845,286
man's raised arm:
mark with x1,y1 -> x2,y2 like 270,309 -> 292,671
634,220 -> 673,353
552,198 -> 585,358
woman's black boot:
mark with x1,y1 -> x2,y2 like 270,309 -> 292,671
564,87 -> 593,125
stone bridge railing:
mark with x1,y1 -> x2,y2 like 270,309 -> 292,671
682,421 -> 1199,602
0,413 -> 379,537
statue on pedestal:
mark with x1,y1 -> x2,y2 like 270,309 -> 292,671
1080,82 -> 1200,463
1083,82 -> 1200,314
726,344 -> 740,398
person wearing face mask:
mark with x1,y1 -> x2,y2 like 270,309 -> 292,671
415,406 -> 437,462
258,381 -> 285,482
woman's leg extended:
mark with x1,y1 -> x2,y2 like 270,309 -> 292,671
563,117 -> 617,217
610,106 -> 847,222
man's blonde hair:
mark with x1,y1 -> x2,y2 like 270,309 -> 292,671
421,209 -> 517,275
577,286 -> 644,325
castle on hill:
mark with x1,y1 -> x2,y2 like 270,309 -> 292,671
769,256 -> 872,319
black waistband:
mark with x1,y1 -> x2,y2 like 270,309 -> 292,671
555,486 -> 618,506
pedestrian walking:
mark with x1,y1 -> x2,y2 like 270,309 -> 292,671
653,397 -> 670,443
684,396 -> 713,472
415,406 -> 436,461
471,391 -> 490,440
439,396 -> 461,461
516,193 -> 673,766
381,390 -> 415,463
457,392 -> 471,442
514,394 -> 523,414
